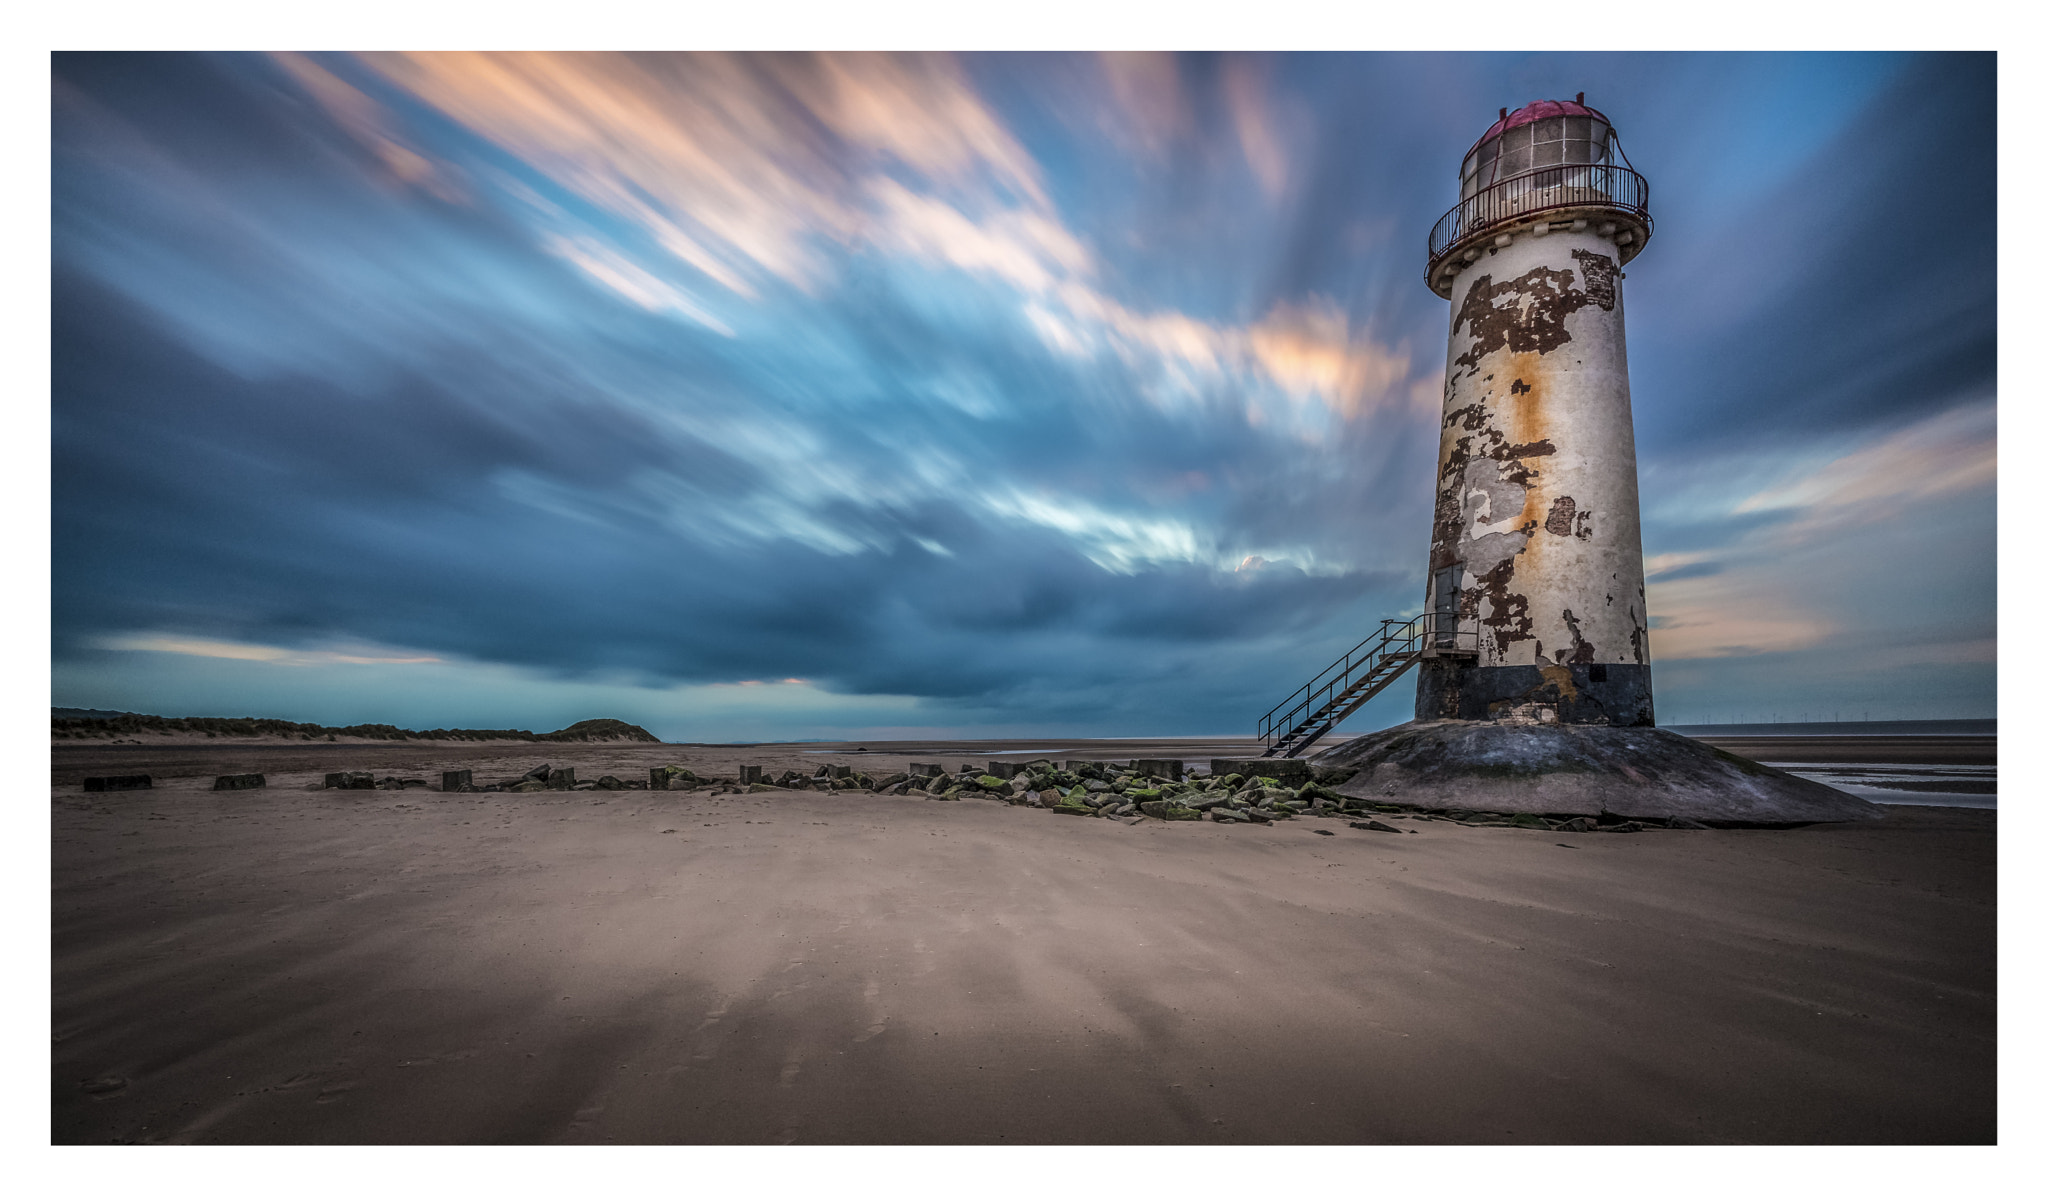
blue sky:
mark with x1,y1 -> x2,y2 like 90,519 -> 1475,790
49,52 -> 1995,740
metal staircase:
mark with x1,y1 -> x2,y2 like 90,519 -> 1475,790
1258,613 -> 1478,758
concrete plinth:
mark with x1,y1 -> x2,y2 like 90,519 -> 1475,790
1312,721 -> 1882,825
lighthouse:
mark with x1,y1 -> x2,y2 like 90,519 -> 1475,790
1239,95 -> 1880,826
1415,96 -> 1655,727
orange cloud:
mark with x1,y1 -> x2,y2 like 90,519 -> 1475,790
97,635 -> 443,666
1646,400 -> 1995,661
1223,58 -> 1287,200
360,52 -> 1047,298
271,52 -> 467,203
1097,53 -> 1190,158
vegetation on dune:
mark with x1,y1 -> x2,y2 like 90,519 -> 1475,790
51,712 -> 662,743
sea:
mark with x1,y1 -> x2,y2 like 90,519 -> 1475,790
1665,719 -> 1996,809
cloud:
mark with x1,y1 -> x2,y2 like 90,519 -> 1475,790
1096,53 -> 1191,158
97,634 -> 444,667
270,52 -> 468,203
1647,400 -> 1995,662
1223,58 -> 1289,199
1733,401 -> 1995,531
544,233 -> 734,333
360,52 -> 1049,298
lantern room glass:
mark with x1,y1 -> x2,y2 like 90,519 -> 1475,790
1460,117 -> 1612,201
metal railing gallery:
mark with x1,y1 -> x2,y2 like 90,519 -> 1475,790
1427,162 -> 1650,272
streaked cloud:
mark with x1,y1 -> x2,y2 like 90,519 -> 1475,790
97,635 -> 444,667
1223,58 -> 1290,199
1647,400 -> 1995,663
51,52 -> 1995,735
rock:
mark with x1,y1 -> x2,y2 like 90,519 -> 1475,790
985,761 -> 1020,780
1507,813 -> 1549,830
597,775 -> 625,790
1184,793 -> 1228,811
747,782 -> 783,794
1053,805 -> 1092,817
456,783 -> 479,793
1211,808 -> 1251,822
1556,817 -> 1597,833
509,780 -> 547,793
444,770 -> 474,792
1209,758 -> 1312,784
739,765 -> 765,785
523,764 -> 552,783
211,773 -> 264,791
1313,828 -> 1336,836
1350,819 -> 1401,833
546,768 -> 578,791
1083,779 -> 1111,793
1600,821 -> 1643,833
877,772 -> 909,789
1246,806 -> 1290,822
1133,758 -> 1184,782
975,775 -> 1015,796
909,763 -> 944,778
377,777 -> 405,790
1666,816 -> 1711,830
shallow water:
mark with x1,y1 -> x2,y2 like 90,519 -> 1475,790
1763,762 -> 1996,809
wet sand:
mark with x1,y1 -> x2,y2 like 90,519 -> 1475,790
52,740 -> 1995,1143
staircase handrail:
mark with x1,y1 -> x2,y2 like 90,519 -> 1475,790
1258,613 -> 1480,751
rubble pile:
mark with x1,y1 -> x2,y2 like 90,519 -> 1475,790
274,757 -> 1710,831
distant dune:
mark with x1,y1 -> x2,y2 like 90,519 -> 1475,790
51,711 -> 660,746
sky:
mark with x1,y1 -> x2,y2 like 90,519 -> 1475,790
49,51 -> 1996,741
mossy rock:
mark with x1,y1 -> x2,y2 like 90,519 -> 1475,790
1507,813 -> 1549,830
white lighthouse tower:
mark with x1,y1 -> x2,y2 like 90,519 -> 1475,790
1241,94 -> 1880,826
1415,96 -> 1655,726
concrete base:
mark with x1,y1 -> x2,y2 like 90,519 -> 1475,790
1414,659 -> 1654,726
1311,720 -> 1882,825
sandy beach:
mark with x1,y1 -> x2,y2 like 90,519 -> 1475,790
51,739 -> 1994,1144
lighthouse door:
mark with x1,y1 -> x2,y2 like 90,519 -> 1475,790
1431,566 -> 1462,649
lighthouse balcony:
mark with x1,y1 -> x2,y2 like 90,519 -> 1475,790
1426,163 -> 1651,298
